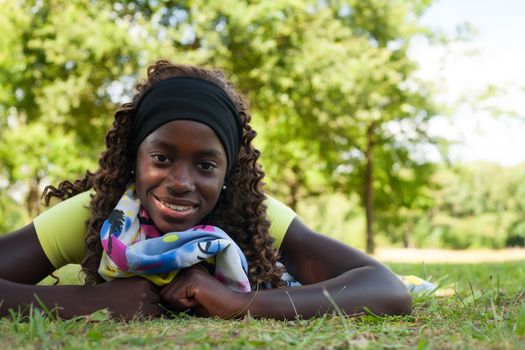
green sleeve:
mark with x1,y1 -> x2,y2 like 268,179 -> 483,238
33,191 -> 92,268
265,195 -> 297,249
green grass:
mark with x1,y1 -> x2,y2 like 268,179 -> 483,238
2,261 -> 524,349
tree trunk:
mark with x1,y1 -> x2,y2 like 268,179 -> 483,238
403,218 -> 413,248
289,180 -> 299,212
364,123 -> 375,254
26,177 -> 42,218
287,165 -> 303,212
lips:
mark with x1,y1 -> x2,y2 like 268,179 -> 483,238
152,194 -> 198,219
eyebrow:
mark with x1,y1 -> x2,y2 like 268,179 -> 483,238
149,140 -> 226,159
195,149 -> 225,159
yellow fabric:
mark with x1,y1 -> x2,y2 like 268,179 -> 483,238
265,195 -> 297,248
34,191 -> 296,269
99,253 -> 179,285
33,191 -> 92,268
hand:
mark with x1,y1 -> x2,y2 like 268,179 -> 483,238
88,277 -> 164,320
160,265 -> 250,318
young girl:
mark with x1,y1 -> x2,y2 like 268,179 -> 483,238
0,60 -> 411,320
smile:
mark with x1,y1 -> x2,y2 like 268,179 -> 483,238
160,201 -> 193,212
152,195 -> 199,220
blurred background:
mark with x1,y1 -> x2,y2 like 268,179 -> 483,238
1,0 -> 524,255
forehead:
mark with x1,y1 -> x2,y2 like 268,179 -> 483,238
140,119 -> 226,155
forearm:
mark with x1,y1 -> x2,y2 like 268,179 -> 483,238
240,265 -> 412,320
0,279 -> 95,318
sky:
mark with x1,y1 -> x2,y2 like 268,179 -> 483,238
409,0 -> 525,165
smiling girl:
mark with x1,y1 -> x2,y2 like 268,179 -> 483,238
0,60 -> 411,320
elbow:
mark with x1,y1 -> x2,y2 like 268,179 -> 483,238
386,287 -> 413,315
371,265 -> 413,316
378,275 -> 413,315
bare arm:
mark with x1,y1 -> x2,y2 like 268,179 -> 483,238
246,217 -> 411,318
0,224 -> 55,284
160,217 -> 412,319
0,224 -> 163,319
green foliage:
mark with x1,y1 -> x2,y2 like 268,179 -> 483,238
0,194 -> 28,235
425,212 -> 515,249
427,162 -> 525,248
0,0 -> 142,230
0,0 -> 444,250
0,123 -> 94,183
0,0 -> 143,145
1,0 -> 520,252
433,162 -> 514,216
0,122 -> 96,216
0,0 -> 31,122
110,1 -> 441,213
296,193 -> 365,249
296,161 -> 525,249
506,220 -> 525,247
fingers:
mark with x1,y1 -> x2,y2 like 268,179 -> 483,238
102,277 -> 166,320
172,296 -> 199,309
160,271 -> 205,311
160,282 -> 195,309
140,304 -> 166,318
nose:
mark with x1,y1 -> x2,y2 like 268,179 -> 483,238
166,162 -> 195,194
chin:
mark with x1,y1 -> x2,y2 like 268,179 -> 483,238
157,221 -> 198,234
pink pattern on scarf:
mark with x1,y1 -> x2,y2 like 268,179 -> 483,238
139,207 -> 161,238
105,236 -> 129,270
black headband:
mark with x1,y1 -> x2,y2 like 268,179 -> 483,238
132,77 -> 242,172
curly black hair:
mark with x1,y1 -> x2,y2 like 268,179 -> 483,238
43,60 -> 284,288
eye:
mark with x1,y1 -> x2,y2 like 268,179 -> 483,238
151,153 -> 170,164
198,161 -> 217,172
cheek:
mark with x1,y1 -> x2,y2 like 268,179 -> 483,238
202,178 -> 223,198
200,174 -> 225,202
134,163 -> 163,194
134,154 -> 148,188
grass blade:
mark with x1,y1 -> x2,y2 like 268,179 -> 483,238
515,302 -> 525,336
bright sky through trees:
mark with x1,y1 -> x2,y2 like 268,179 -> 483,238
410,0 -> 525,165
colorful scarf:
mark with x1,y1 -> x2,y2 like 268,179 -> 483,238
98,186 -> 251,293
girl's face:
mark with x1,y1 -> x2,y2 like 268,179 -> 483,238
134,120 -> 228,233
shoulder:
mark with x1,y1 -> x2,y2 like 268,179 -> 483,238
33,191 -> 93,268
264,194 -> 297,249
35,191 -> 92,229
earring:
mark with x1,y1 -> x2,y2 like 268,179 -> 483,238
222,185 -> 227,190
131,169 -> 135,175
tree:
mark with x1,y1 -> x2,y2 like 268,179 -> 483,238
107,0 -> 441,252
0,0 -> 145,232
0,0 -> 144,146
1,0 -> 443,253
0,122 -> 96,217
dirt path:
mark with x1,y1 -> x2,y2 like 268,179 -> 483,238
374,248 -> 525,263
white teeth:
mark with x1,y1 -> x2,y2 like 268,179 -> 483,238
162,201 -> 192,211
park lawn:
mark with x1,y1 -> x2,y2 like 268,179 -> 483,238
1,261 -> 524,349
